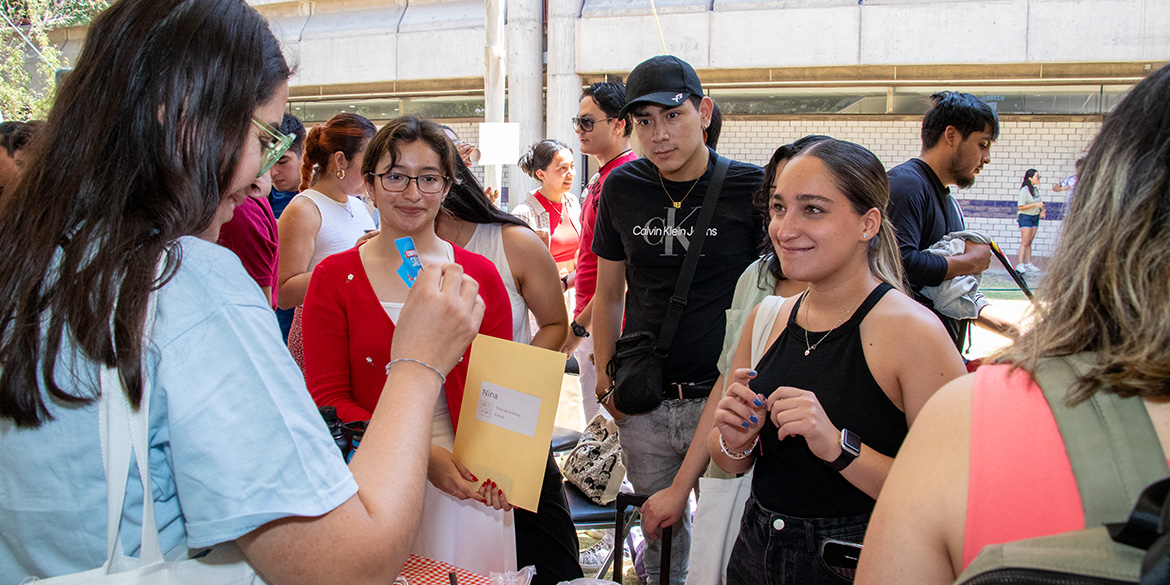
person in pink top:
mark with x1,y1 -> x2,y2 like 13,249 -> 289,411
561,81 -> 638,420
856,63 -> 1170,584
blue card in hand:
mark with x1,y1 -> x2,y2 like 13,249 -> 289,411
395,236 -> 423,288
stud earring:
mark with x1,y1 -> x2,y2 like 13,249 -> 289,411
863,233 -> 868,239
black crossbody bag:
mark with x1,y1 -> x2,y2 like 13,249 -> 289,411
607,155 -> 731,415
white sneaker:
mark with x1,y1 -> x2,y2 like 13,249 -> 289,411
1025,263 -> 1041,272
1016,264 -> 1030,274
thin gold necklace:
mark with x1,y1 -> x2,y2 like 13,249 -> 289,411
657,171 -> 701,209
801,291 -> 864,356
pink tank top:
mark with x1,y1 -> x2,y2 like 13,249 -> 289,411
964,364 -> 1084,569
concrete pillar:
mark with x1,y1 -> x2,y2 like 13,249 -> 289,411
505,0 -> 543,208
546,0 -> 581,199
484,0 -> 506,197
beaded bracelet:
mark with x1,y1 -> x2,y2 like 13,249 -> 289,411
719,432 -> 757,460
385,358 -> 446,385
596,384 -> 615,404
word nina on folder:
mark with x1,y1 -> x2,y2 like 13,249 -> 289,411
453,334 -> 565,512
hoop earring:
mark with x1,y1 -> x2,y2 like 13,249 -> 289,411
336,168 -> 345,180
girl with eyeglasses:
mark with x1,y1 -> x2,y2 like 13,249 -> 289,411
301,115 -> 518,576
0,1 -> 485,582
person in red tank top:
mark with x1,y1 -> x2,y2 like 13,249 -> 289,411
513,139 -> 581,281
857,63 -> 1170,584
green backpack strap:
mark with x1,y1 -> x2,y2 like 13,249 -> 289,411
1033,353 -> 1170,527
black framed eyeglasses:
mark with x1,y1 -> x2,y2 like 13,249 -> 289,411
252,117 -> 294,178
369,172 -> 450,194
571,116 -> 615,132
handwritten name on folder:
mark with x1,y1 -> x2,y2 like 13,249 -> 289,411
453,334 -> 565,512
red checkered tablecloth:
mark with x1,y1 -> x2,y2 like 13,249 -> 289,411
399,554 -> 492,585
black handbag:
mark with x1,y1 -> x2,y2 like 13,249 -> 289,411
608,155 -> 731,414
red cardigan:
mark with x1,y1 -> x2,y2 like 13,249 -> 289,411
302,243 -> 513,425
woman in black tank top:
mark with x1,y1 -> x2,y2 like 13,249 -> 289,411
707,139 -> 966,585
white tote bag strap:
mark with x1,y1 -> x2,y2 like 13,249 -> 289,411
96,255 -> 166,572
750,295 -> 787,368
98,365 -> 134,570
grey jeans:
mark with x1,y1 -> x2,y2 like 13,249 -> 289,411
616,397 -> 706,585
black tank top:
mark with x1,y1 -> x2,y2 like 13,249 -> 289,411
749,282 -> 908,517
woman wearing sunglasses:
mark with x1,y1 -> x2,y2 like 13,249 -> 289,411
302,115 -> 518,576
0,0 -> 484,583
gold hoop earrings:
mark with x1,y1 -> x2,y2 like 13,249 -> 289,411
336,168 -> 346,180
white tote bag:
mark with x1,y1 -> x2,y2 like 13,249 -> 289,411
685,295 -> 787,585
37,276 -> 263,585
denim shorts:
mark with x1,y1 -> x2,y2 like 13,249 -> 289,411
1018,213 -> 1040,228
726,494 -> 870,585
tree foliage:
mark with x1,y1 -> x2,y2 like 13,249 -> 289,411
0,0 -> 108,120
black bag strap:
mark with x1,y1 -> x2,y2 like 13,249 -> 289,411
652,153 -> 731,359
1033,353 -> 1170,528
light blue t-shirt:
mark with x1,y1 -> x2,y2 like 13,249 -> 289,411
0,236 -> 358,580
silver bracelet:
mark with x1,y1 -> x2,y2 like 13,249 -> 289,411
385,358 -> 446,385
719,432 -> 757,460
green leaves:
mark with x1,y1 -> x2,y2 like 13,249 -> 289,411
0,0 -> 109,120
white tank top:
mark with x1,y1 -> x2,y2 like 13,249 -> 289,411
463,223 -> 532,345
296,188 -> 377,269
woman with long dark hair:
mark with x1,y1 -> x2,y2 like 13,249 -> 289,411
434,157 -> 583,584
435,157 -> 568,349
0,1 -> 482,582
301,115 -> 518,577
709,139 -> 966,585
1016,167 -> 1044,274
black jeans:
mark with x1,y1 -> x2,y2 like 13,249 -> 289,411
514,450 -> 583,585
726,494 -> 869,585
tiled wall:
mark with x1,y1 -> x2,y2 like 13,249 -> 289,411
717,117 -> 1100,261
448,116 -> 1100,261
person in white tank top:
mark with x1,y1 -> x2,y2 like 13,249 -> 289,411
276,113 -> 377,310
276,113 -> 377,368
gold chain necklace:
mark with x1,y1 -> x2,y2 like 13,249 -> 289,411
801,291 -> 864,356
657,171 -> 702,209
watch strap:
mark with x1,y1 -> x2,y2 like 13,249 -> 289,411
571,320 -> 590,338
826,428 -> 860,471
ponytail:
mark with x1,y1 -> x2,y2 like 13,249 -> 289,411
298,113 -> 375,191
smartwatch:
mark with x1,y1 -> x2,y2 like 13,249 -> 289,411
571,320 -> 590,338
826,428 -> 861,471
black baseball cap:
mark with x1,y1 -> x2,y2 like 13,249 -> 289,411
619,55 -> 704,119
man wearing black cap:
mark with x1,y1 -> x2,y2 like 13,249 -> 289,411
591,55 -> 763,585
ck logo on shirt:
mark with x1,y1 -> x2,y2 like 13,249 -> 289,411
632,206 -> 718,256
